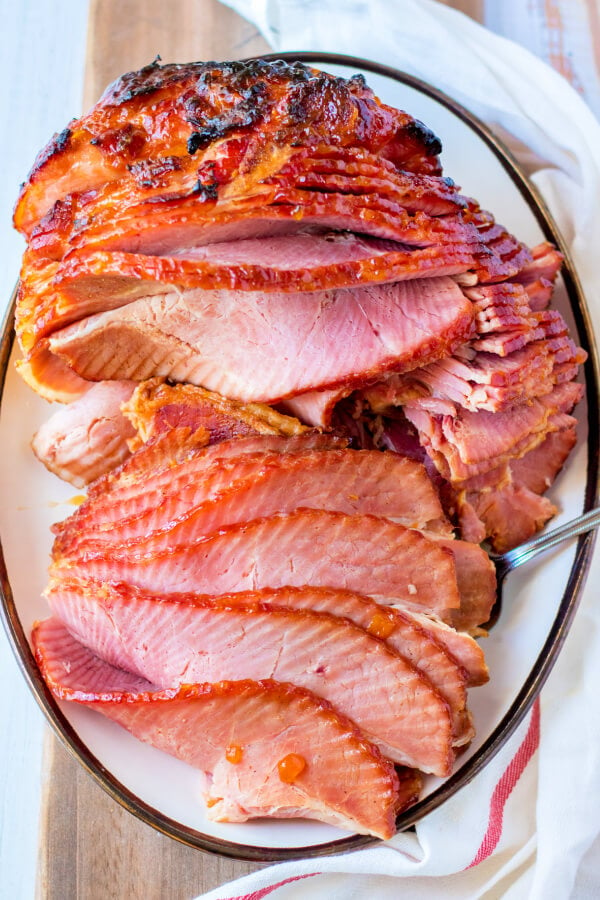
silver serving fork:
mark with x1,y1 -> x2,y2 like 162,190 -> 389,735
487,505 -> 600,627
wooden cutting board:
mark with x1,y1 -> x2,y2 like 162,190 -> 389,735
36,3 -> 270,897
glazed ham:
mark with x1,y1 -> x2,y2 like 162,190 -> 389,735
54,508 -> 495,631
34,617 -> 411,838
44,578 -> 456,772
15,59 -> 446,234
15,58 -> 587,836
54,430 -> 349,548
54,445 -> 450,555
47,578 -> 477,745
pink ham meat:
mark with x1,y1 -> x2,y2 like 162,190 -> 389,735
45,578 -> 456,772
24,233 -> 476,354
46,277 -> 475,403
457,425 -> 578,551
55,446 -> 451,556
403,322 -> 584,414
54,509 -> 496,631
281,386 -> 350,428
53,234 -> 477,307
405,381 -> 583,485
55,431 -> 348,549
434,538 -> 496,631
405,611 -> 488,687
53,579 -> 478,743
33,617 -> 412,838
31,380 -> 136,487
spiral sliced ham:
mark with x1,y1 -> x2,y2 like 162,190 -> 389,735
54,508 -> 496,631
54,446 -> 450,556
33,617 -> 411,838
51,579 -> 478,743
15,58 -> 588,836
45,578 -> 457,772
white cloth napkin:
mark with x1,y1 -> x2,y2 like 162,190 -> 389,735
193,2 -> 600,897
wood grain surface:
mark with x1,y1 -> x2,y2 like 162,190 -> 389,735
83,0 -> 269,106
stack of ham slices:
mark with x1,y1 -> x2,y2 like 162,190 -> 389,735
13,59 -> 585,838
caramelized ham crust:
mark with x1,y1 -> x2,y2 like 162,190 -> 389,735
123,377 -> 311,444
15,59 -> 445,235
54,431 -> 348,548
54,579 -> 477,743
33,617 -> 411,838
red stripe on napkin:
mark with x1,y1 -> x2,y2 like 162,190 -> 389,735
219,871 -> 321,900
467,698 -> 540,868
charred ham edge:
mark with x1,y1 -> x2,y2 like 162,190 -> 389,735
45,578 -> 457,772
52,508 -> 497,633
15,59 -> 444,235
33,616 -> 412,839
45,278 -> 475,405
24,142 -> 461,257
53,446 -> 452,556
122,377 -> 311,446
31,380 -> 138,488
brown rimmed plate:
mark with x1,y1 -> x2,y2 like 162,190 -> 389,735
0,53 -> 598,861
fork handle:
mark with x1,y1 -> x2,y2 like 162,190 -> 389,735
500,505 -> 600,572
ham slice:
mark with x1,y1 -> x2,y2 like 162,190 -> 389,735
31,380 -> 137,487
53,235 -> 476,306
47,277 -> 475,403
457,425 -> 578,552
55,579 -> 478,743
45,578 -> 456,772
55,431 -> 347,548
53,509 -> 497,629
33,617 -> 411,838
405,381 -> 583,485
55,446 -> 451,557
122,377 -> 310,445
21,232 -> 476,356
29,191 -> 479,271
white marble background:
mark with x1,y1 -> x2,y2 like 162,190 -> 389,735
0,3 -> 89,896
